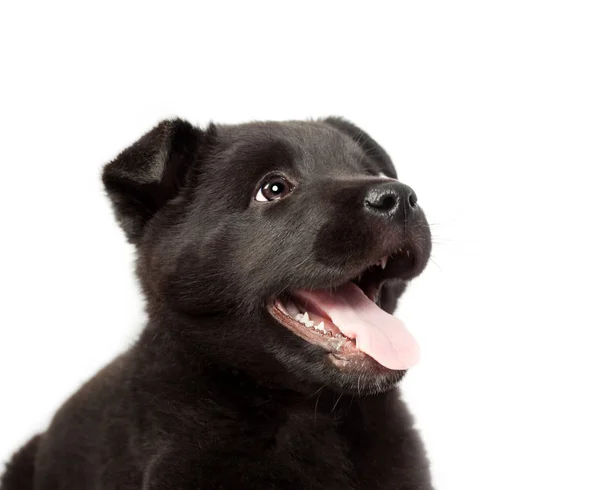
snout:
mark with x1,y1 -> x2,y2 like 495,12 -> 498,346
314,177 -> 430,277
364,181 -> 418,222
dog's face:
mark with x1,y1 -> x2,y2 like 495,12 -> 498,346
103,118 -> 431,395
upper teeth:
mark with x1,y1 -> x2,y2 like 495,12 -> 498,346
375,249 -> 411,269
375,256 -> 388,269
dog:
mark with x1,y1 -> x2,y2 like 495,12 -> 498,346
1,117 -> 434,489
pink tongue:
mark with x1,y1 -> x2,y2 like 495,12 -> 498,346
294,283 -> 419,370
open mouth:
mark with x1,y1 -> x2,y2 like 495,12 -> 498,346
268,248 -> 420,371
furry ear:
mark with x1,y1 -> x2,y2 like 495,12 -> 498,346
102,119 -> 205,244
323,117 -> 397,178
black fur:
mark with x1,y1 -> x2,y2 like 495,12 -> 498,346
2,118 -> 434,489
1,436 -> 39,490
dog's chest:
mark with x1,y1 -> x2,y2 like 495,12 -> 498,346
207,399 -> 395,489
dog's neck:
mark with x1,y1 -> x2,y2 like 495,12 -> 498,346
137,307 -> 329,396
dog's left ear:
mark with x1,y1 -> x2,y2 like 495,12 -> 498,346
322,117 -> 397,178
102,119 -> 206,244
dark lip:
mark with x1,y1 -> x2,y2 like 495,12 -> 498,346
266,243 -> 419,314
320,244 -> 420,295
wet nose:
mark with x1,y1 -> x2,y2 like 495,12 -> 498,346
363,181 -> 418,219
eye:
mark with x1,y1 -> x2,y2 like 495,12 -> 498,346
256,175 -> 294,202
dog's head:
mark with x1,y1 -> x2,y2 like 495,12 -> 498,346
103,118 -> 431,395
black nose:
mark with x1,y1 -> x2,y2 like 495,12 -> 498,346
364,181 -> 418,219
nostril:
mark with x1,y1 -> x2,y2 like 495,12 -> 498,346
408,192 -> 418,208
364,182 -> 417,219
378,194 -> 397,211
365,191 -> 398,213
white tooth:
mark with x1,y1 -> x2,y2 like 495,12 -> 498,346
316,321 -> 325,331
381,256 -> 388,270
306,320 -> 314,327
302,312 -> 310,324
295,313 -> 304,322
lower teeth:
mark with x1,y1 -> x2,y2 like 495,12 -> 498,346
294,312 -> 329,334
284,307 -> 350,341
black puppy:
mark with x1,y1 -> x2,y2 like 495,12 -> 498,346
2,118 -> 434,489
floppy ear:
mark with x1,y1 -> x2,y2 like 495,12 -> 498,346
102,119 -> 205,244
323,117 -> 397,178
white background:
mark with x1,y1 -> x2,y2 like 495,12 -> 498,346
1,2 -> 599,489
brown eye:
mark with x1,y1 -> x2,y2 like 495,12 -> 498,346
256,175 -> 294,202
